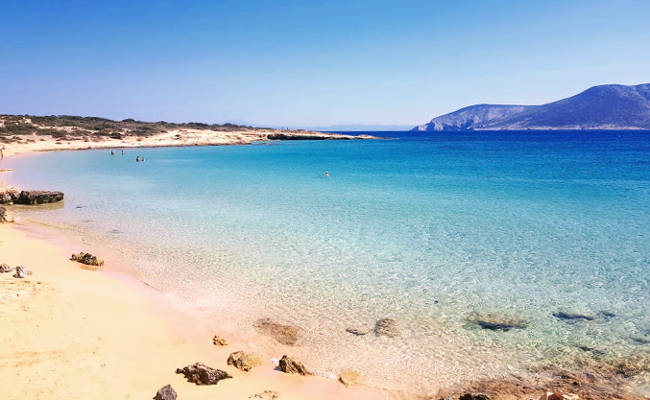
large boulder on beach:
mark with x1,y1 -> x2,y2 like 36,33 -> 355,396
153,384 -> 177,400
175,362 -> 232,385
70,252 -> 104,267
374,318 -> 399,337
213,335 -> 228,346
0,206 -> 14,223
338,369 -> 361,386
460,394 -> 491,400
466,312 -> 528,331
254,318 -> 299,345
227,351 -> 261,371
0,263 -> 13,273
278,355 -> 311,375
13,265 -> 31,279
0,188 -> 19,204
16,190 -> 64,205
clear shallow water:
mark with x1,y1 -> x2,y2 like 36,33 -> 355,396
5,131 -> 650,393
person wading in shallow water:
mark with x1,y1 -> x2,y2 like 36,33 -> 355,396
136,156 -> 140,162
324,171 -> 330,177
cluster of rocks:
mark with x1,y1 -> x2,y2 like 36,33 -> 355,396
0,189 -> 64,205
346,317 -> 399,337
0,263 -> 31,278
465,312 -> 529,331
70,252 -> 104,267
175,362 -> 232,385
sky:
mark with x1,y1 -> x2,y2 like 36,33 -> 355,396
1,0 -> 649,129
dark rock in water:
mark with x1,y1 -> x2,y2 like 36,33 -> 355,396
227,350 -> 261,371
278,355 -> 311,375
466,312 -> 528,331
577,345 -> 606,357
70,252 -> 104,267
16,190 -> 64,205
630,336 -> 650,345
598,311 -> 616,320
153,384 -> 177,400
254,318 -> 299,345
13,265 -> 31,278
459,394 -> 491,400
0,263 -> 13,273
175,362 -> 232,385
345,327 -> 369,336
553,311 -> 595,321
374,318 -> 399,337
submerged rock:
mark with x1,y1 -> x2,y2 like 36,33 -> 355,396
227,351 -> 261,371
597,311 -> 616,320
13,265 -> 31,278
16,190 -> 64,205
466,312 -> 528,331
254,318 -> 299,345
278,355 -> 311,375
175,362 -> 232,385
249,390 -> 279,399
212,335 -> 228,346
0,263 -> 13,273
338,369 -> 361,386
553,311 -> 595,322
374,318 -> 399,337
70,252 -> 104,267
345,327 -> 369,336
153,384 -> 177,400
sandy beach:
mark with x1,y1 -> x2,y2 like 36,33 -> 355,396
0,220 -> 390,400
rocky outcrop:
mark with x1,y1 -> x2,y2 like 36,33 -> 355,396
0,188 -> 19,204
0,263 -> 13,273
345,327 -> 369,336
459,394 -> 490,400
213,335 -> 228,346
70,252 -> 104,267
538,392 -> 579,400
153,384 -> 177,400
175,362 -> 232,385
16,190 -> 64,205
278,355 -> 311,375
465,312 -> 528,331
254,318 -> 299,345
227,351 -> 261,372
338,369 -> 360,386
267,133 -> 351,140
13,265 -> 31,278
374,318 -> 399,337
0,206 -> 14,223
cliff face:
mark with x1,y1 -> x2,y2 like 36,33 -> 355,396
414,83 -> 650,131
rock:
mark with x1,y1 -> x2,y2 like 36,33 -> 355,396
459,394 -> 491,400
374,318 -> 399,337
70,252 -> 104,267
538,392 -> 579,400
175,362 -> 232,385
553,311 -> 594,322
0,188 -> 19,204
0,263 -> 13,273
1,206 -> 14,223
13,265 -> 31,278
227,351 -> 261,372
466,312 -> 528,331
213,335 -> 228,346
254,318 -> 299,345
249,390 -> 279,399
16,190 -> 64,205
338,369 -> 360,386
597,311 -> 616,320
345,327 -> 369,336
153,384 -> 177,400
278,355 -> 311,375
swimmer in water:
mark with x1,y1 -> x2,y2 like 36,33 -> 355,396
136,156 -> 140,162
324,171 -> 329,177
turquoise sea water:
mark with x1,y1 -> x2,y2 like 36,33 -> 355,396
5,131 -> 650,393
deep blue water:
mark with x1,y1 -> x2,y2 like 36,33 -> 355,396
5,131 -> 650,392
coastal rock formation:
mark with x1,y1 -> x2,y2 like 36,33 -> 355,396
539,392 -> 579,400
249,390 -> 279,399
227,351 -> 262,371
13,265 -> 31,279
278,355 -> 311,375
175,362 -> 232,385
459,394 -> 491,400
212,335 -> 228,346
267,132 -> 350,140
16,190 -> 64,205
374,318 -> 399,337
338,369 -> 361,386
0,188 -> 19,204
70,252 -> 104,267
153,384 -> 177,400
553,311 -> 595,322
254,318 -> 299,345
0,206 -> 14,223
345,327 -> 369,336
466,312 -> 528,331
0,263 -> 13,273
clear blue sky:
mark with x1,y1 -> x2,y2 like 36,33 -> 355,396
1,0 -> 649,128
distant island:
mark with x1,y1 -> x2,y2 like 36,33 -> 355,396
413,83 -> 650,131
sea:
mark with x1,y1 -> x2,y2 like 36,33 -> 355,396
4,130 -> 650,394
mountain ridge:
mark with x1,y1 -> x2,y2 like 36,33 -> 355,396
413,83 -> 650,131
